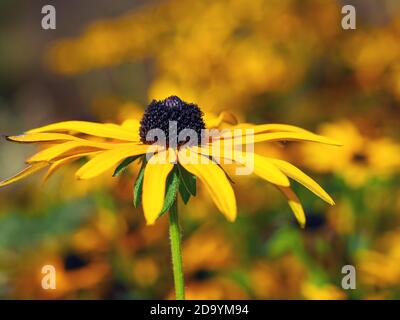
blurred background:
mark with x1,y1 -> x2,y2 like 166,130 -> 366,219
0,0 -> 399,299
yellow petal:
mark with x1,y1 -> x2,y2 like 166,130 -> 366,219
195,147 -> 290,187
27,121 -> 137,141
178,149 -> 237,222
27,139 -> 136,163
121,119 -> 140,131
75,144 -> 150,180
105,123 -> 140,139
269,158 -> 335,205
233,123 -> 312,134
119,119 -> 141,141
8,133 -> 136,154
142,149 -> 176,225
252,153 -> 290,187
278,186 -> 306,228
7,133 -> 80,143
251,132 -> 342,145
205,111 -> 238,128
216,131 -> 342,146
0,162 -> 48,188
43,151 -> 100,182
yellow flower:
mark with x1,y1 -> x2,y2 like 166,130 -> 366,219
326,200 -> 355,235
301,282 -> 346,300
250,255 -> 307,299
301,120 -> 400,187
132,257 -> 160,287
1,96 -> 339,227
183,226 -> 236,274
17,254 -> 109,299
45,0 -> 340,112
357,230 -> 400,288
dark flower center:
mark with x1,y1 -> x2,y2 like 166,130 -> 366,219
352,152 -> 368,164
139,96 -> 206,146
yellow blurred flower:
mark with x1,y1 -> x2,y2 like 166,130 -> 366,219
357,230 -> 400,288
301,282 -> 346,300
250,255 -> 306,299
301,120 -> 400,187
14,254 -> 109,299
71,208 -> 121,253
132,257 -> 160,287
183,226 -> 236,274
45,0 -> 341,112
327,200 -> 355,235
342,23 -> 400,90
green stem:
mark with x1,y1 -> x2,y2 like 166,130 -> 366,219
169,199 -> 185,300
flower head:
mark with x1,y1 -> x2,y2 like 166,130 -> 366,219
301,120 -> 400,187
139,96 -> 205,146
1,96 -> 341,227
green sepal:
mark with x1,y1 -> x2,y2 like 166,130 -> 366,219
178,164 -> 196,196
113,155 -> 142,177
133,159 -> 146,208
158,167 -> 180,218
179,181 -> 191,204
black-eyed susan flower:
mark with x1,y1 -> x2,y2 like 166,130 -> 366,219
301,120 -> 400,187
1,95 -> 339,227
1,95 -> 340,299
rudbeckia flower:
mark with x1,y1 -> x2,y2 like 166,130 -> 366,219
1,95 -> 339,227
301,120 -> 399,187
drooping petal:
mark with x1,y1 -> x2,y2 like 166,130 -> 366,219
205,111 -> 238,128
142,149 -> 177,225
27,139 -> 137,163
75,144 -> 150,180
0,162 -> 48,188
43,151 -> 101,182
251,153 -> 290,187
26,121 -> 137,141
195,147 -> 290,187
178,149 -> 237,222
269,158 -> 335,205
278,186 -> 306,228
